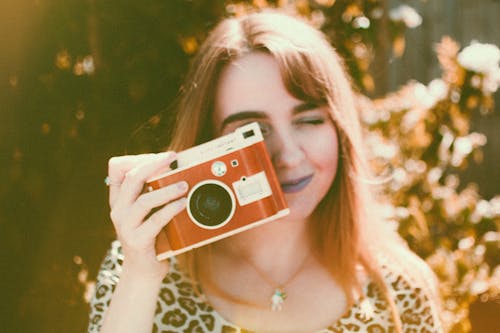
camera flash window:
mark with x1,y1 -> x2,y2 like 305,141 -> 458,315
231,159 -> 239,167
233,172 -> 272,206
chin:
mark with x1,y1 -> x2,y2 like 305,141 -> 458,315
282,197 -> 317,222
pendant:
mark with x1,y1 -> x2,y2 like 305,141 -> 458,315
270,288 -> 287,311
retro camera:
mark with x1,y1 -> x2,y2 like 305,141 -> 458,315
146,122 -> 289,260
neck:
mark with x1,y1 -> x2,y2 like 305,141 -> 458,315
213,217 -> 314,279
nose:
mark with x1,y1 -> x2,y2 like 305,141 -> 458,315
268,130 -> 305,169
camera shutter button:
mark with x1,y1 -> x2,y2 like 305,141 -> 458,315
211,161 -> 227,177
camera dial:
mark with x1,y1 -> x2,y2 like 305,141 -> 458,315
211,161 -> 227,177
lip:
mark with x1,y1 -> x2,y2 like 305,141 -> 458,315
280,175 -> 313,193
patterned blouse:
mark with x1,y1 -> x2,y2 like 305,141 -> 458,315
88,241 -> 443,333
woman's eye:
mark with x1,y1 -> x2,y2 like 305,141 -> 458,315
239,121 -> 271,136
257,122 -> 272,136
295,117 -> 326,126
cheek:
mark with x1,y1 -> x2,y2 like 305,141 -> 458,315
308,131 -> 339,177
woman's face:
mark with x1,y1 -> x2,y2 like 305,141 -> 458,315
212,52 -> 339,221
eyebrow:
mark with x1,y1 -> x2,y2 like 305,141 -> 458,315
219,101 -> 320,132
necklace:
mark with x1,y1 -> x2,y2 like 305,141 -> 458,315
240,252 -> 310,311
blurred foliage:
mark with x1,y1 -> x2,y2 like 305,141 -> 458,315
2,0 -> 498,332
359,37 -> 500,332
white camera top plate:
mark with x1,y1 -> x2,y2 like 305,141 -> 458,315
148,122 -> 264,182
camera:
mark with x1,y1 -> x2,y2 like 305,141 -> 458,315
146,122 -> 290,260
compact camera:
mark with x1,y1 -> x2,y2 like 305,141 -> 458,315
146,122 -> 290,260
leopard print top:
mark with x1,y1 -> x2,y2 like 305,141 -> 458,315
88,241 -> 443,333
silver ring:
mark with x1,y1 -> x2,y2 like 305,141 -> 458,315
104,176 -> 122,187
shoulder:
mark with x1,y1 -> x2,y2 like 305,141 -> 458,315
379,248 -> 444,332
367,222 -> 442,315
380,245 -> 440,303
328,250 -> 443,333
89,241 -> 237,332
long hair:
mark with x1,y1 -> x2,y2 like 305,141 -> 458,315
164,11 -> 430,331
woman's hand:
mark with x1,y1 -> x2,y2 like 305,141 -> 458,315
107,151 -> 188,281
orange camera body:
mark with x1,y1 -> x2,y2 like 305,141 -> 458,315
146,123 -> 289,260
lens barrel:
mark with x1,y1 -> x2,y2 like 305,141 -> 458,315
188,181 -> 234,228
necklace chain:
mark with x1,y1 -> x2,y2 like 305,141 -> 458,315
240,251 -> 311,311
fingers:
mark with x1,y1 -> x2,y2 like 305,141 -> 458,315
108,153 -> 154,207
106,151 -> 186,275
109,152 -> 176,209
138,197 -> 187,241
125,181 -> 189,229
108,153 -> 158,206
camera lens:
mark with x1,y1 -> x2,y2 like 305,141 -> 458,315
188,182 -> 234,228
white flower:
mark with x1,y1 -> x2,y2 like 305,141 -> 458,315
484,231 -> 499,242
367,136 -> 398,160
413,80 -> 449,109
427,167 -> 443,184
82,55 -> 95,74
438,129 -> 454,163
310,10 -> 326,28
73,55 -> 95,76
470,280 -> 489,296
457,42 -> 500,75
491,196 -> 500,217
450,133 -> 486,167
404,159 -> 426,174
389,5 -> 422,28
428,79 -> 449,101
458,236 -> 475,250
413,82 -> 434,108
454,136 -> 473,156
482,66 -> 500,94
353,16 -> 370,29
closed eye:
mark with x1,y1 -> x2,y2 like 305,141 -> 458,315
294,112 -> 329,126
296,117 -> 326,125
256,121 -> 272,136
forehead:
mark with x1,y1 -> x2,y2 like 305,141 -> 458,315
214,52 -> 302,118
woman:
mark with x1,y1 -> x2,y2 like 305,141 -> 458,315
89,11 -> 443,333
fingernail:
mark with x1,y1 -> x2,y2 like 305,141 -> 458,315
177,181 -> 188,191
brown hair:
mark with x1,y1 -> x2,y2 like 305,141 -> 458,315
165,10 -> 433,332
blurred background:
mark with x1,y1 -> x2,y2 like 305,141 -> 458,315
1,0 -> 498,332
